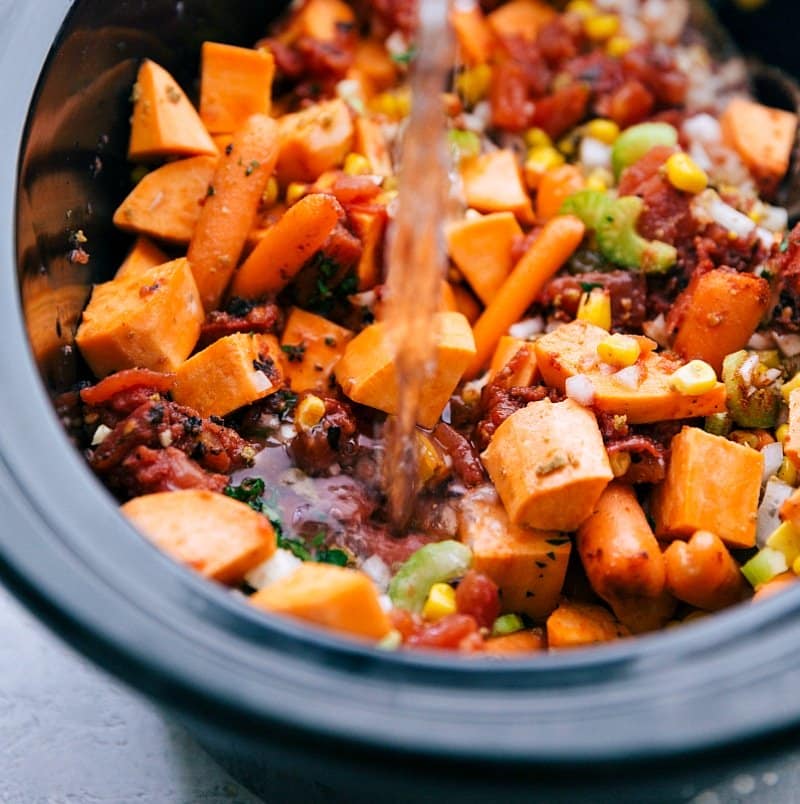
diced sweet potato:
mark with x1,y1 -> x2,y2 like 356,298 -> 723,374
652,426 -> 763,549
546,600 -> 629,649
721,97 -> 797,193
230,193 -> 344,299
605,591 -> 677,636
349,206 -> 387,291
752,571 -> 798,602
249,563 -> 391,640
171,332 -> 285,417
483,630 -> 545,655
780,484 -> 800,526
534,320 -> 726,424
128,59 -> 217,161
121,489 -> 275,584
335,311 -> 476,429
353,117 -> 393,177
280,307 -> 354,394
277,98 -> 355,183
481,398 -> 613,532
459,493 -> 570,619
353,39 -> 398,94
200,42 -> 275,134
450,283 -> 482,325
115,236 -> 169,280
451,5 -> 496,66
487,336 -> 538,386
113,155 -> 217,245
487,0 -> 556,41
672,269 -> 770,374
76,257 -> 203,378
445,212 -> 521,304
460,150 -> 534,223
292,0 -> 356,42
785,388 -> 800,470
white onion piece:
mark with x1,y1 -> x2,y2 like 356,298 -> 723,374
683,113 -> 722,145
579,136 -> 612,170
760,204 -> 789,233
747,331 -> 775,351
472,101 -> 492,130
688,141 -> 713,172
761,441 -> 784,486
565,374 -> 596,406
704,194 -> 756,239
245,549 -> 303,590
773,331 -> 800,358
91,424 -> 113,446
385,30 -> 409,59
756,227 -> 776,250
362,555 -> 392,592
756,478 -> 794,547
738,353 -> 760,386
642,314 -> 670,349
613,365 -> 641,389
509,316 -> 544,339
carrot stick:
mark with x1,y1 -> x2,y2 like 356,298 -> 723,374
188,114 -> 279,311
466,214 -> 585,378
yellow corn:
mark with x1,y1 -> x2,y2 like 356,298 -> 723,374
262,176 -> 280,207
455,64 -> 492,107
576,287 -> 612,330
585,118 -> 620,145
565,0 -> 596,17
370,89 -> 411,120
782,372 -> 800,402
597,333 -> 641,368
285,182 -> 308,206
778,457 -> 798,486
794,555 -> 800,575
295,395 -> 326,431
609,451 -> 631,478
422,583 -> 457,621
585,168 -> 612,192
523,127 -> 552,149
669,360 -> 717,395
584,13 -> 620,41
556,133 -> 577,155
777,424 -> 791,445
344,152 -> 372,176
523,146 -> 565,189
417,431 -> 447,485
665,152 -> 709,195
767,520 -> 800,563
606,35 -> 634,58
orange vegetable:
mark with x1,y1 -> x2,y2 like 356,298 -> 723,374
113,155 -> 217,245
352,39 -> 398,94
128,59 -> 217,161
187,113 -> 280,311
171,332 -> 285,417
671,269 -> 770,374
349,206 -> 387,290
460,149 -> 534,222
484,630 -> 546,655
121,490 -> 275,584
536,164 -> 586,221
487,0 -> 556,41
249,563 -> 392,640
335,312 -> 476,429
75,257 -> 203,378
534,320 -> 726,423
664,530 -> 747,611
459,493 -> 571,619
652,426 -> 763,549
784,388 -> 800,470
752,572 -> 798,602
780,483 -> 800,525
80,368 -> 175,407
200,42 -> 275,134
546,600 -> 629,649
445,211 -> 522,305
450,5 -> 496,66
280,307 -> 354,394
450,283 -> 482,325
440,281 -> 458,314
230,193 -> 344,300
353,117 -> 393,176
115,236 -> 168,280
720,97 -> 797,193
277,98 -> 355,184
607,591 -> 677,636
291,0 -> 356,42
481,398 -> 613,532
487,336 -> 538,386
467,214 -> 585,377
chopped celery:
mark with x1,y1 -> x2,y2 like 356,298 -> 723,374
611,121 -> 678,177
560,189 -> 613,231
491,613 -> 525,637
741,547 -> 788,588
448,129 -> 481,161
722,350 -> 781,428
388,540 -> 472,613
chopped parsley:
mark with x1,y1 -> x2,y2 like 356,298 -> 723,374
281,342 -> 307,363
391,46 -> 417,65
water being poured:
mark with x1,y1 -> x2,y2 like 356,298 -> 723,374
382,0 -> 455,530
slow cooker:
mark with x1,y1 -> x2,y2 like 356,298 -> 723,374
3,1 -> 800,801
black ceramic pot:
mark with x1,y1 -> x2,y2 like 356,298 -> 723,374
3,2 -> 800,802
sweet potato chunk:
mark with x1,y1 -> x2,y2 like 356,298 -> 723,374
353,117 -> 393,177
280,307 -> 354,394
113,155 -> 217,245
487,336 -> 538,386
534,320 -> 726,424
200,42 -> 275,134
451,4 -> 495,66
459,493 -> 570,619
546,600 -> 628,649
76,257 -> 203,378
172,332 -> 285,417
249,563 -> 391,640
487,0 -> 555,41
460,150 -> 534,222
121,489 -> 275,584
652,426 -> 763,549
128,59 -> 217,161
349,206 -> 387,291
335,312 -> 476,429
481,398 -> 613,532
784,388 -> 800,470
484,630 -> 545,655
115,237 -> 169,280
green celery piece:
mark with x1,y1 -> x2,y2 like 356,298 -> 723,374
560,189 -> 613,231
722,350 -> 781,428
448,129 -> 481,161
741,547 -> 788,588
611,121 -> 678,178
491,613 -> 525,637
388,540 -> 472,613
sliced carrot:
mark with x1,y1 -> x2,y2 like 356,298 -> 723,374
187,114 -> 280,311
230,193 -> 344,300
484,630 -> 546,654
466,214 -> 585,377
752,572 -> 798,602
349,206 -> 387,290
80,368 -> 175,406
536,164 -> 586,221
487,336 -> 538,385
200,42 -> 275,134
115,236 -> 169,280
113,155 -> 217,245
353,117 -> 393,176
546,600 -> 629,648
128,59 -> 217,161
460,150 -> 534,222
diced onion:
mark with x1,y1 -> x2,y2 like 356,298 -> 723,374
362,554 -> 392,592
683,113 -> 722,145
579,136 -> 612,170
761,441 -> 784,486
613,365 -> 641,389
747,331 -> 775,351
760,204 -> 789,233
706,196 -> 756,239
91,424 -> 113,446
565,374 -> 596,406
509,316 -> 544,339
642,314 -> 670,349
773,332 -> 800,358
688,141 -> 713,172
244,548 -> 303,590
756,477 -> 794,547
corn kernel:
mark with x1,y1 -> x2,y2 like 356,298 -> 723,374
523,127 -> 552,149
295,395 -> 326,431
455,64 -> 492,107
669,360 -> 717,395
556,133 -> 577,156
565,0 -> 596,18
417,431 -> 447,485
262,176 -> 279,207
609,450 -> 631,478
422,582 -> 457,621
782,372 -> 800,402
344,152 -> 372,176
370,89 -> 411,120
767,520 -> 800,563
285,182 -> 308,206
584,13 -> 620,41
523,146 -> 564,189
576,287 -> 612,330
778,456 -> 798,486
585,118 -> 620,145
606,35 -> 634,58
585,167 -> 612,192
777,424 -> 791,445
794,555 -> 800,575
665,152 -> 709,195
597,333 -> 641,368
